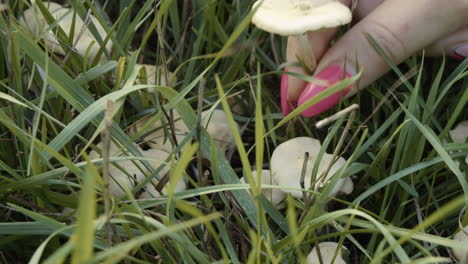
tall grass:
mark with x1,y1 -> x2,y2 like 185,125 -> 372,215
0,0 -> 467,263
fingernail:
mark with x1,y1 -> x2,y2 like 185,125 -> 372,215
451,45 -> 468,60
281,71 -> 297,116
297,65 -> 354,117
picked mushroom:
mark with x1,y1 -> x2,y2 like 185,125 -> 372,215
452,225 -> 468,262
202,109 -> 240,154
307,242 -> 347,264
20,2 -> 112,62
251,0 -> 352,116
129,111 -> 190,153
270,137 -> 353,198
449,120 -> 468,164
240,170 -> 286,208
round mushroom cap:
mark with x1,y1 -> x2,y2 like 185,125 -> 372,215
240,170 -> 286,208
270,137 -> 353,198
137,64 -> 177,93
251,0 -> 352,36
19,2 -> 112,62
129,112 -> 190,153
202,109 -> 239,154
307,242 -> 347,264
106,148 -> 177,198
449,121 -> 468,164
452,225 -> 468,262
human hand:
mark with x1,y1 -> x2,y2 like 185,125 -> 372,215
282,0 -> 468,117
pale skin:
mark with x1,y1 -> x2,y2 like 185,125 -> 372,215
286,0 -> 468,103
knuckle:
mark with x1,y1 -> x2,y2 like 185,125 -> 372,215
360,20 -> 407,63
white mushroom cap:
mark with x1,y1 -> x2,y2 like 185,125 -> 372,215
270,137 -> 353,198
105,148 -> 183,198
137,64 -> 177,93
138,148 -> 187,199
129,112 -> 190,153
449,121 -> 468,164
452,225 -> 468,262
251,0 -> 352,36
20,2 -> 112,62
88,141 -> 130,161
307,242 -> 347,264
202,109 -> 240,154
240,170 -> 286,208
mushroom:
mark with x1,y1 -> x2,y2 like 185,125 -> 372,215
449,120 -> 468,164
251,0 -> 352,115
202,109 -> 240,154
270,137 -> 353,198
106,148 -> 185,198
20,2 -> 112,62
129,111 -> 190,153
307,242 -> 347,264
88,141 -> 129,161
136,64 -> 177,93
452,225 -> 468,262
240,170 -> 286,208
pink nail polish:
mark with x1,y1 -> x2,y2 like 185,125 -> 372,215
451,45 -> 468,60
281,73 -> 292,116
297,65 -> 354,117
281,72 -> 297,116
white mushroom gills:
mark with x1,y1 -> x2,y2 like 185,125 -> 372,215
240,170 -> 286,208
251,0 -> 351,72
20,2 -> 112,63
452,225 -> 468,262
307,242 -> 347,264
270,137 -> 353,198
449,120 -> 468,164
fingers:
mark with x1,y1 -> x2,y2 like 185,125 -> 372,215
281,0 -> 352,116
283,28 -> 340,112
425,26 -> 468,58
297,0 -> 468,117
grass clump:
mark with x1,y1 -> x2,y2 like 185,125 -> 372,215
0,0 -> 467,263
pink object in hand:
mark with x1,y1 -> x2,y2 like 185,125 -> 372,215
297,65 -> 353,117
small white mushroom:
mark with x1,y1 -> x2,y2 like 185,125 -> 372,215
449,120 -> 468,164
129,112 -> 190,153
20,2 -> 112,62
88,141 -> 129,161
452,225 -> 468,262
202,109 -> 240,154
240,170 -> 286,208
270,137 -> 353,198
136,64 -> 177,93
307,242 -> 347,264
98,147 -> 185,198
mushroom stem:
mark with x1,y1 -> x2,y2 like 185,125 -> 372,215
297,33 -> 316,74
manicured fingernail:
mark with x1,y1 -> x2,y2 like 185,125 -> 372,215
451,45 -> 468,60
297,65 -> 354,117
281,72 -> 297,116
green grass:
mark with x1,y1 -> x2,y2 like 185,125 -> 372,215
0,0 -> 467,263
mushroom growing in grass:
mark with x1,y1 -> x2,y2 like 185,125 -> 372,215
307,242 -> 347,264
251,0 -> 352,115
240,170 -> 286,208
449,120 -> 468,164
270,137 -> 353,198
106,148 -> 185,198
202,109 -> 240,155
129,111 -> 190,154
137,64 -> 177,93
452,225 -> 468,262
20,2 -> 112,63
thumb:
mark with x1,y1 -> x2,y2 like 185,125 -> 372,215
297,0 -> 468,117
